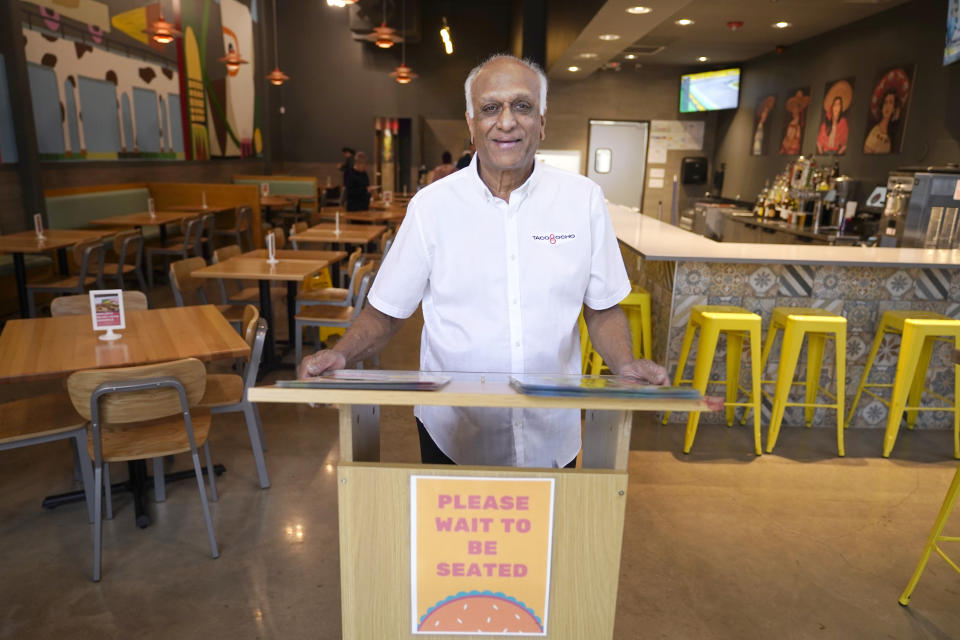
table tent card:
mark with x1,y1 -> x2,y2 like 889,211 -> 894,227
33,213 -> 45,240
89,289 -> 125,341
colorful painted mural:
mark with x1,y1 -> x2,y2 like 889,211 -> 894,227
18,0 -> 261,162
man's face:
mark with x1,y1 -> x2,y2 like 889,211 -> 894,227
466,60 -> 546,174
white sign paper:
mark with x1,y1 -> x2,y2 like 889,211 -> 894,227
648,178 -> 665,189
647,145 -> 667,164
33,213 -> 45,239
649,168 -> 665,179
650,120 -> 705,150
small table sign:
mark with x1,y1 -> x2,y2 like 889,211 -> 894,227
33,213 -> 46,241
89,289 -> 126,341
148,197 -> 156,218
261,182 -> 270,197
265,232 -> 279,265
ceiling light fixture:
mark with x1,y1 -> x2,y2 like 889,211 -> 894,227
675,18 -> 694,26
266,0 -> 289,86
697,56 -> 709,62
326,0 -> 357,6
567,66 -> 580,72
598,33 -> 620,41
142,11 -> 181,45
219,43 -> 248,74
626,6 -> 652,14
773,20 -> 791,28
577,52 -> 598,59
363,0 -> 402,49
624,53 -> 637,60
391,0 -> 417,84
440,17 -> 453,55
727,21 -> 744,31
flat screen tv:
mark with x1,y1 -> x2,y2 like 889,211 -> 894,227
945,0 -> 960,65
679,68 -> 741,113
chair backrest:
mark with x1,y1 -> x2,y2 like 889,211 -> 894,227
346,246 -> 363,276
71,238 -> 104,280
351,268 -> 378,321
292,221 -> 308,235
112,229 -> 144,269
197,214 -> 215,256
242,318 -> 268,390
234,206 -> 251,232
348,261 -> 376,305
214,244 -> 242,263
379,228 -> 394,253
66,358 -> 207,424
265,227 -> 286,250
51,291 -> 148,316
169,256 -> 209,306
242,304 -> 260,346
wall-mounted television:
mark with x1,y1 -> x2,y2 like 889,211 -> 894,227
945,0 -> 960,65
679,68 -> 741,113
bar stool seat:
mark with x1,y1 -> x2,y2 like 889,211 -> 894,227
847,310 -> 960,458
581,286 -> 653,375
757,307 -> 847,456
662,305 -> 762,455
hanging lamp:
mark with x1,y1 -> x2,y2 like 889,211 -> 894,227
390,0 -> 416,84
362,0 -> 402,48
143,10 -> 182,45
266,0 -> 290,86
219,42 -> 248,74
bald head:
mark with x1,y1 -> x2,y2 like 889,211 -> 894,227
464,55 -> 548,118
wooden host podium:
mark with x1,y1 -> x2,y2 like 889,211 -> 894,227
249,376 -> 709,639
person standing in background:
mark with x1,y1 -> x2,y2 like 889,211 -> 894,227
455,142 -> 475,170
344,151 -> 372,211
428,151 -> 456,183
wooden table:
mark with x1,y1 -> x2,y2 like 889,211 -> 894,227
89,211 -> 193,246
0,305 -> 250,526
164,204 -> 237,215
291,223 -> 386,250
0,229 -> 114,318
261,196 -> 302,228
243,249 -> 348,284
193,254 -> 337,370
319,209 -> 406,224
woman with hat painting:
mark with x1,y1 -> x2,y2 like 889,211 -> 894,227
863,68 -> 911,154
779,89 -> 810,155
816,79 -> 853,155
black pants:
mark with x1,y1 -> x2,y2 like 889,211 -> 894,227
416,419 -> 577,468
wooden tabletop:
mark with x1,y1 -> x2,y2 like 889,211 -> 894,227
321,209 -> 405,223
193,256 -> 330,282
292,224 -> 386,245
0,229 -> 113,254
89,211 -> 192,227
0,305 -> 250,383
261,195 -> 300,207
249,379 -> 711,413
164,204 -> 237,214
242,249 -> 348,263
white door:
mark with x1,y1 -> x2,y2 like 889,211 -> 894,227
587,120 -> 649,209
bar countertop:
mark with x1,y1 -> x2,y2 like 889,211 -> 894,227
610,204 -> 960,268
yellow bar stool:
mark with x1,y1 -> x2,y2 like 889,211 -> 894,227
756,307 -> 847,456
662,305 -> 763,455
582,286 -> 653,375
846,311 -> 960,458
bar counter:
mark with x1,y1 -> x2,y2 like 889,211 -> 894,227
611,204 -> 960,431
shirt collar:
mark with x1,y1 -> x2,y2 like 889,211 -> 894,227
468,152 -> 541,204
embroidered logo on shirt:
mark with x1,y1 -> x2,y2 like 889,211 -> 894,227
531,233 -> 575,245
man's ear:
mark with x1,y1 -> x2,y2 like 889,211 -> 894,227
540,114 -> 547,141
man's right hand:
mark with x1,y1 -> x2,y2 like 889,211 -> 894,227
298,349 -> 347,379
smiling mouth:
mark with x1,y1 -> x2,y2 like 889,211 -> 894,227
494,139 -> 522,149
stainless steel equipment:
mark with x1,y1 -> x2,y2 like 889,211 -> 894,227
899,166 -> 960,248
878,170 -> 916,247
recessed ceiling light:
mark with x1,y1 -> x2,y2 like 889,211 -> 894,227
577,52 -> 598,59
624,53 -> 638,60
773,20 -> 791,29
567,66 -> 580,72
598,34 -> 621,41
626,6 -> 652,14
675,18 -> 694,26
697,56 -> 709,62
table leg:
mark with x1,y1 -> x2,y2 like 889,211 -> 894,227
287,281 -> 297,354
56,248 -> 69,276
259,279 -> 277,370
128,460 -> 151,528
12,253 -> 29,318
159,223 -> 168,247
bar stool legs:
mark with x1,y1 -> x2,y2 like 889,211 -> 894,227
898,462 -> 960,606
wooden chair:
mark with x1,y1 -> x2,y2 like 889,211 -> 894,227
67,358 -> 218,582
292,221 -> 308,236
145,216 -> 203,288
51,291 -> 148,316
213,206 -> 253,251
26,238 -> 104,317
294,263 -> 377,364
0,393 -> 96,524
359,227 -> 394,264
92,229 -> 147,293
169,256 -> 246,333
265,227 -> 286,250
296,247 -> 365,311
197,213 -> 217,261
198,308 -> 271,489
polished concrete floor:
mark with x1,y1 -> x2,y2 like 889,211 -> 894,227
2,299 -> 960,639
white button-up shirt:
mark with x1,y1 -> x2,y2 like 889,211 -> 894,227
367,156 -> 630,467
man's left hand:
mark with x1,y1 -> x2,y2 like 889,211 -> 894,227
616,359 -> 669,386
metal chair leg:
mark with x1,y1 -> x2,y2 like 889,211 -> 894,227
191,450 -> 219,559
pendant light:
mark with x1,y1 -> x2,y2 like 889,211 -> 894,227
265,0 -> 290,86
219,42 -> 248,74
362,0 -> 402,49
143,8 -> 182,45
390,0 -> 416,84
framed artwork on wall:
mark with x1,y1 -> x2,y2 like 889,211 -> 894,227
751,95 -> 776,156
779,87 -> 810,155
862,65 -> 915,154
816,77 -> 855,155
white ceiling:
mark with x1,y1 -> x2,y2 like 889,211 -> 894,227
549,0 -> 910,77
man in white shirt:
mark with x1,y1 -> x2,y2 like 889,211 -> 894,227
299,54 -> 667,468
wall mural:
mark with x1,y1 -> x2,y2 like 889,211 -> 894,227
18,0 -> 261,162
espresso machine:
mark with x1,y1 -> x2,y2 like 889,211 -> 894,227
881,166 -> 960,248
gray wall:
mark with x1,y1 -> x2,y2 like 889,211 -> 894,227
716,0 -> 960,202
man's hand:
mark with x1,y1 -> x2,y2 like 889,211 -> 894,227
298,349 -> 346,379
616,358 -> 669,385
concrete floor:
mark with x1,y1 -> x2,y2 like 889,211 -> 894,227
2,299 -> 960,639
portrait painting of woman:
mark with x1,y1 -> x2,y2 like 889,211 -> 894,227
751,95 -> 776,156
816,78 -> 854,155
862,66 -> 913,154
779,87 -> 810,156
